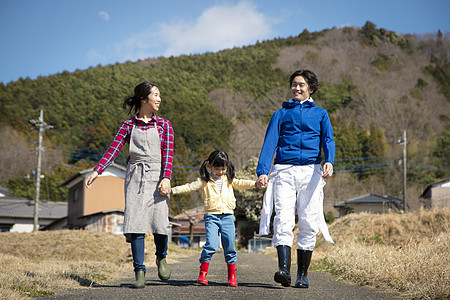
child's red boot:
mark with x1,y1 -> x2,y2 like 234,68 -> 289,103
227,263 -> 238,287
197,261 -> 209,285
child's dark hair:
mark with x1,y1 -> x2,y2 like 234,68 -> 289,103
122,82 -> 158,115
199,150 -> 235,184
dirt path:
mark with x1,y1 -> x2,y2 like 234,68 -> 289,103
40,251 -> 403,299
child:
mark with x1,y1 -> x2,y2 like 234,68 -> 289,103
171,150 -> 259,287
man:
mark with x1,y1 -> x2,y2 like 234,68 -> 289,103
256,69 -> 335,288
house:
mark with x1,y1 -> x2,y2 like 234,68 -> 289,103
172,206 -> 206,248
334,193 -> 403,217
62,163 -> 126,233
170,205 -> 257,249
62,163 -> 177,238
0,185 -> 67,232
421,178 -> 450,209
78,209 -> 124,234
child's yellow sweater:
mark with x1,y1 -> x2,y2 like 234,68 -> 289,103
171,175 -> 255,214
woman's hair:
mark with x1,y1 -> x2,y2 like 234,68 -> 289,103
122,82 -> 158,115
199,150 -> 235,184
289,69 -> 319,95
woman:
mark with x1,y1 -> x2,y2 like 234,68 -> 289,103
257,70 -> 335,288
85,82 -> 174,289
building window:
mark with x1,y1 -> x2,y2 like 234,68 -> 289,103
0,224 -> 11,232
117,223 -> 124,234
73,188 -> 80,202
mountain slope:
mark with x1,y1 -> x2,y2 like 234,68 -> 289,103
0,22 -> 448,204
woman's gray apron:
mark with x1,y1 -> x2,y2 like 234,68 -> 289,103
123,125 -> 170,236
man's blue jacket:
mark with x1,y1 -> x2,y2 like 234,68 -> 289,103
256,99 -> 335,177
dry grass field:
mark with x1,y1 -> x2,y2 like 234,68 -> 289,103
0,231 -> 197,299
264,207 -> 449,300
0,208 -> 448,299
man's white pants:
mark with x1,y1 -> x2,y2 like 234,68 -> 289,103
272,164 -> 326,251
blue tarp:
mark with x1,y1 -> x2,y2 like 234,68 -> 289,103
179,236 -> 190,244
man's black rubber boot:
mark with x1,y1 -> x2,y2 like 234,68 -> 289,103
295,249 -> 312,288
274,245 -> 291,287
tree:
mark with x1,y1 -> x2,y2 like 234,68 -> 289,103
182,209 -> 201,248
5,164 -> 77,202
315,81 -> 356,113
361,21 -> 379,46
234,157 -> 264,226
0,125 -> 35,182
432,130 -> 450,178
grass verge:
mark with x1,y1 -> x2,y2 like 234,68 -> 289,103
264,207 -> 449,300
0,231 -> 197,299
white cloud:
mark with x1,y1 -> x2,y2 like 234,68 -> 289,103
98,11 -> 110,21
87,1 -> 274,65
112,29 -> 160,61
159,1 -> 273,56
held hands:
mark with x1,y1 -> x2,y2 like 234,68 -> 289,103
322,162 -> 334,179
159,178 -> 171,196
256,175 -> 268,189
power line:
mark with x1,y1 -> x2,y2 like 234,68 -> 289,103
409,155 -> 450,162
4,145 -> 445,177
334,160 -> 394,170
334,165 -> 391,174
335,142 -> 396,149
3,137 -> 447,180
335,154 -> 400,162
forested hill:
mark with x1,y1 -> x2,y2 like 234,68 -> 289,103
1,21 -> 449,206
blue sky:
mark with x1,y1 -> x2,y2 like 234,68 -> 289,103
1,0 -> 449,84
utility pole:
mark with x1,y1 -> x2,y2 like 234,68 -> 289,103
401,130 -> 407,212
30,109 -> 53,231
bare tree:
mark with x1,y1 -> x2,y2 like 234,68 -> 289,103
181,208 -> 202,248
0,125 -> 36,182
274,27 -> 449,143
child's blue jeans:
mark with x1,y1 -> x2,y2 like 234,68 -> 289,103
200,213 -> 237,264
